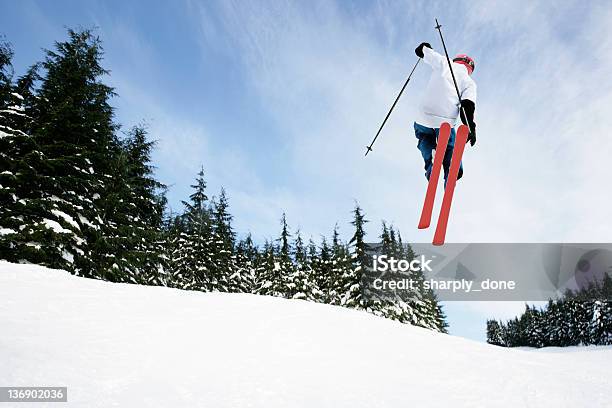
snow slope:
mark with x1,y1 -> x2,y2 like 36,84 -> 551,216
0,261 -> 610,407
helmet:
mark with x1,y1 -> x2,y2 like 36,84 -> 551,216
453,54 -> 475,75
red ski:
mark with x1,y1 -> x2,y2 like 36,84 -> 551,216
432,124 -> 470,245
418,122 -> 452,229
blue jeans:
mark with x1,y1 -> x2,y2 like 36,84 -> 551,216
414,122 -> 463,183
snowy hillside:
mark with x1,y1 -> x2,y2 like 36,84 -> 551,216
1,261 -> 610,407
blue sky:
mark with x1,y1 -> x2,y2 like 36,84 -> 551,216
3,0 -> 612,341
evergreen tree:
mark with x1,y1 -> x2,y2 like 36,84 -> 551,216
96,125 -> 167,284
255,240 -> 286,297
173,168 -> 217,291
287,230 -> 319,300
486,319 -> 505,346
306,237 -> 330,302
328,225 -> 351,305
293,230 -> 307,264
278,213 -> 291,259
342,204 -> 368,309
1,30 -> 119,276
163,212 -> 186,288
211,188 -> 239,291
276,213 -> 295,297
316,238 -> 329,294
212,188 -> 235,249
366,222 -> 401,320
233,233 -> 258,293
236,233 -> 258,263
124,129 -> 168,284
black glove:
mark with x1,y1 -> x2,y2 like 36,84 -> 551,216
467,124 -> 476,146
415,42 -> 432,58
459,99 -> 477,146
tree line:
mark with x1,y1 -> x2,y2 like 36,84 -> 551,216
487,274 -> 612,347
0,29 -> 447,332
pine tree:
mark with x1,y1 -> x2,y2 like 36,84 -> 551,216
233,233 -> 257,293
342,204 -> 368,309
173,168 -> 217,291
278,213 -> 291,259
212,189 -> 235,248
294,230 -> 307,264
211,188 -> 238,291
0,30 -> 119,277
97,125 -> 167,284
163,213 -> 183,288
380,221 -> 392,254
366,222 -> 397,319
315,237 -> 328,294
276,213 -> 295,297
287,230 -> 318,300
127,129 -> 168,284
306,237 -> 329,302
486,319 -> 505,346
236,233 -> 258,262
328,225 -> 350,305
255,240 -> 286,297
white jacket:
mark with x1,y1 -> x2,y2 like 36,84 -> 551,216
416,47 -> 477,129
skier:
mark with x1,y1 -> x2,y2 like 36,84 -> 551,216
413,42 -> 477,183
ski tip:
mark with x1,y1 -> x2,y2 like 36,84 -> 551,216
432,238 -> 445,246
418,221 -> 430,229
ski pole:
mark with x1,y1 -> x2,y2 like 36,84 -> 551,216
434,18 -> 469,131
365,57 -> 421,157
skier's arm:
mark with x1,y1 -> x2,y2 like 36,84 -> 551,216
415,43 -> 445,70
459,100 -> 475,129
460,80 -> 477,146
460,100 -> 477,146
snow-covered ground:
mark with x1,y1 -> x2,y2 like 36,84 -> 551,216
1,261 -> 610,407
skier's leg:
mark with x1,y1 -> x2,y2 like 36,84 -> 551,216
442,128 -> 463,184
414,122 -> 436,180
